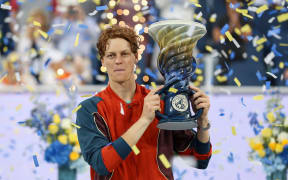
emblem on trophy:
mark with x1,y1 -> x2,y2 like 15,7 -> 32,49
148,20 -> 207,130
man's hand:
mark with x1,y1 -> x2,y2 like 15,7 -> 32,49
189,86 -> 210,127
140,85 -> 164,124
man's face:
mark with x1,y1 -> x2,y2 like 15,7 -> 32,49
101,38 -> 137,83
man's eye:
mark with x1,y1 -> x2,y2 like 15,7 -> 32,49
107,54 -> 114,58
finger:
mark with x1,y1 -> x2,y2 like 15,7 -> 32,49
193,97 -> 208,105
196,103 -> 210,110
189,85 -> 201,92
192,91 -> 206,100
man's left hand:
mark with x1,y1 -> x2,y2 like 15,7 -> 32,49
189,86 -> 210,126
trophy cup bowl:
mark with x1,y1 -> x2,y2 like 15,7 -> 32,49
148,20 -> 207,130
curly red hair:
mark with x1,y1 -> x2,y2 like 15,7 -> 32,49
97,25 -> 140,60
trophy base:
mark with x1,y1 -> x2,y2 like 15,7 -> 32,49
157,120 -> 197,130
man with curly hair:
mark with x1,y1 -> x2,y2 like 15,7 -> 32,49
76,25 -> 212,180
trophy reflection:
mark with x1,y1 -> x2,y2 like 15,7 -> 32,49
148,20 -> 207,130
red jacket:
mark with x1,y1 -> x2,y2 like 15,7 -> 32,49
76,82 -> 212,180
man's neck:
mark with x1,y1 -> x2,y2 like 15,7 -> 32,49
109,79 -> 136,103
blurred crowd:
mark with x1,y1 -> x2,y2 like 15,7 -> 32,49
0,0 -> 287,87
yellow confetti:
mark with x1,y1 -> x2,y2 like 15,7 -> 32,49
256,45 -> 264,52
234,27 -> 241,36
279,62 -> 284,69
273,105 -> 283,112
16,104 -> 22,111
194,3 -> 201,7
78,0 -> 87,3
225,31 -> 234,41
241,24 -> 252,33
256,4 -> 268,14
242,13 -> 253,19
234,77 -> 241,87
279,43 -> 288,46
253,95 -> 264,101
251,55 -> 259,62
168,87 -> 178,93
213,150 -> 221,154
26,85 -> 35,92
71,122 -> 81,129
232,126 -> 236,136
81,94 -> 93,98
74,33 -> 80,47
256,37 -> 267,45
205,45 -> 213,52
132,145 -> 140,155
159,154 -> 171,169
236,8 -> 248,14
151,82 -> 157,89
33,21 -> 41,27
72,105 -> 82,114
267,112 -> 276,123
247,0 -> 255,6
216,75 -> 227,82
38,29 -> 48,39
277,13 -> 288,23
55,29 -> 64,35
195,68 -> 202,74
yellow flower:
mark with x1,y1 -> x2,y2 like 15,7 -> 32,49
275,143 -> 284,154
58,135 -> 68,144
69,133 -> 78,144
69,151 -> 80,161
261,128 -> 272,138
53,114 -> 61,124
267,112 -> 276,123
269,141 -> 276,151
48,124 -> 59,134
282,139 -> 288,146
257,149 -> 266,157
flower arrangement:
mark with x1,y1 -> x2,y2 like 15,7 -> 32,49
248,94 -> 288,179
20,80 -> 86,179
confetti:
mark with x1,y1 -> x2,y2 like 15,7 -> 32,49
264,52 -> 275,65
33,155 -> 39,167
234,77 -> 241,87
1,4 -> 11,10
80,94 -> 93,98
241,97 -> 246,107
26,85 -> 35,92
132,145 -> 140,155
78,24 -> 88,29
89,10 -> 98,16
232,38 -> 240,48
168,87 -> 178,93
253,95 -> 264,101
279,43 -> 288,46
44,58 -> 51,68
96,5 -> 108,11
33,21 -> 41,27
256,4 -> 268,14
220,24 -> 229,34
159,154 -> 171,168
52,23 -> 65,28
277,13 -> 288,23
266,81 -> 271,90
209,13 -> 217,23
267,112 -> 276,123
151,82 -> 157,89
16,104 -> 22,111
251,55 -> 259,62
225,31 -> 233,41
71,123 -> 81,129
231,126 -> 236,136
72,105 -> 82,114
15,72 -> 21,82
74,33 -> 80,47
205,45 -> 213,52
256,37 -> 267,45
78,0 -> 87,3
266,72 -> 277,79
213,150 -> 221,154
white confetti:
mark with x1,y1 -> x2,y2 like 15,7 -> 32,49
52,23 -> 66,28
264,52 -> 275,65
232,38 -> 240,48
196,11 -> 203,19
89,10 -> 98,16
268,17 -> 275,23
1,4 -> 12,10
120,102 -> 124,115
221,50 -> 228,59
15,72 -> 21,82
266,72 -> 278,79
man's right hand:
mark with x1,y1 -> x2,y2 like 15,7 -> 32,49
140,85 -> 164,123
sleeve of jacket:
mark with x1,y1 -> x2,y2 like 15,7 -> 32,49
76,103 -> 132,175
173,130 -> 212,169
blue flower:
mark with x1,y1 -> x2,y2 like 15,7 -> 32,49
279,145 -> 288,165
45,140 -> 72,165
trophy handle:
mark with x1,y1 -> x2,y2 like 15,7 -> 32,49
188,89 -> 204,121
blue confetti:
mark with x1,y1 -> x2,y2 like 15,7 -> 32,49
241,97 -> 247,107
230,51 -> 235,60
139,28 -> 145,35
33,155 -> 39,167
37,130 -> 42,136
44,58 -> 51,68
170,7 -> 174,12
219,112 -> 225,116
47,28 -> 55,36
220,24 -> 229,35
267,28 -> 280,37
96,5 -> 108,11
78,24 -> 88,29
196,53 -> 203,59
247,36 -> 253,41
271,44 -> 282,57
17,121 -> 26,125
266,81 -> 271,90
228,69 -> 234,77
227,152 -> 234,163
